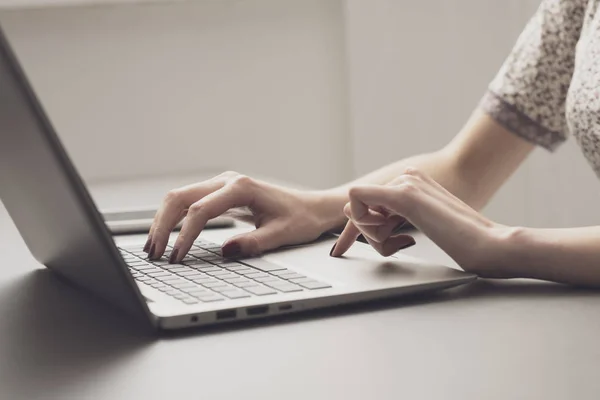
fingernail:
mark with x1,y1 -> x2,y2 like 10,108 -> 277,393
398,239 -> 416,250
169,248 -> 180,264
222,242 -> 242,259
143,236 -> 152,253
148,243 -> 156,259
329,241 -> 337,257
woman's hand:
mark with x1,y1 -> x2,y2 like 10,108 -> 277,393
331,167 -> 516,279
144,171 -> 342,263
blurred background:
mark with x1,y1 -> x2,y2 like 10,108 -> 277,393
0,0 -> 598,228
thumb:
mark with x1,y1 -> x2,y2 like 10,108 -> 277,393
221,222 -> 289,258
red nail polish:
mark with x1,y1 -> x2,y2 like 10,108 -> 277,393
222,242 -> 242,259
398,239 -> 416,250
329,242 -> 337,257
169,248 -> 180,264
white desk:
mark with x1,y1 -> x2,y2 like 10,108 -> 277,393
0,175 -> 599,400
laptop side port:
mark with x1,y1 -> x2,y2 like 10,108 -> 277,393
246,305 -> 269,316
278,304 -> 292,311
216,309 -> 237,320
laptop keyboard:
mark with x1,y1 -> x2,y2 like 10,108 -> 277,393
118,239 -> 332,305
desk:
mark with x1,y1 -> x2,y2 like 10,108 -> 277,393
1,174 -> 599,400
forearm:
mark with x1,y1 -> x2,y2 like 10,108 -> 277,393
314,150 -> 471,231
313,111 -> 533,232
505,226 -> 600,288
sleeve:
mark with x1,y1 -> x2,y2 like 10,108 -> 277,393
479,0 -> 587,151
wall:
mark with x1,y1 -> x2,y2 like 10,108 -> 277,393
1,0 -> 599,228
344,0 -> 600,228
0,0 -> 351,188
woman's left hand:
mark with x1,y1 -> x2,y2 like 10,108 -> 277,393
330,167 -> 517,279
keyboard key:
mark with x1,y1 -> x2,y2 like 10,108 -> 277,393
224,265 -> 252,272
196,266 -> 222,273
254,276 -> 279,283
161,276 -> 187,283
197,295 -> 224,302
171,282 -> 197,290
270,269 -> 293,277
182,274 -> 206,281
146,271 -> 171,278
232,281 -> 260,289
169,267 -> 192,273
185,260 -> 212,267
279,273 -> 307,281
212,258 -> 238,265
188,250 -> 213,258
127,260 -> 149,266
192,278 -> 216,284
243,272 -> 271,279
221,290 -> 251,299
223,277 -> 249,284
161,264 -> 184,270
266,282 -> 303,293
178,270 -> 203,277
245,285 -> 277,296
237,268 -> 261,276
186,289 -> 213,297
242,259 -> 287,272
297,280 -> 332,290
204,270 -> 231,277
212,272 -> 238,280
131,265 -> 155,271
201,281 -> 228,288
211,285 -> 237,293
150,283 -> 168,290
182,298 -> 200,305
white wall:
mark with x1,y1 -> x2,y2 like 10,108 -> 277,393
0,0 -> 351,188
344,0 -> 600,228
1,0 -> 599,228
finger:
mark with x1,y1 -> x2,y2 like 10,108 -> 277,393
221,221 -> 295,258
343,202 -> 388,225
353,215 -> 406,243
392,168 -> 489,225
330,220 -> 361,257
170,182 -> 253,263
363,233 -> 416,257
148,178 -> 225,259
351,183 -> 490,260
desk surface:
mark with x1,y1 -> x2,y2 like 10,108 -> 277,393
1,174 -> 599,400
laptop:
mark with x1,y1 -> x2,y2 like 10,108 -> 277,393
0,26 -> 476,331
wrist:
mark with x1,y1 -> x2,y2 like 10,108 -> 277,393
306,188 -> 349,234
493,225 -> 537,279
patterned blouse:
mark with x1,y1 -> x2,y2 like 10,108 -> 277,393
480,0 -> 600,178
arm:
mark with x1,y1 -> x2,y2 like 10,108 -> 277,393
505,227 -> 600,288
317,109 -> 534,232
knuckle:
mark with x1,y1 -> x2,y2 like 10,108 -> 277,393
396,181 -> 419,197
187,202 -> 206,216
219,170 -> 239,179
348,186 -> 363,199
230,174 -> 253,188
164,189 -> 181,203
403,166 -> 422,178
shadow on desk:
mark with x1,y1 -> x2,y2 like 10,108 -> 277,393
0,269 -> 154,400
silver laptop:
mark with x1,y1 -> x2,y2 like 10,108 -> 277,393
0,26 -> 476,331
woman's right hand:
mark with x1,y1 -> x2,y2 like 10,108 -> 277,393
144,171 -> 344,263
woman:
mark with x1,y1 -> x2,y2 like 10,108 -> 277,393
145,0 -> 600,287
